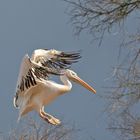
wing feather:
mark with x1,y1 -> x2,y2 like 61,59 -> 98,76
16,54 -> 37,93
14,54 -> 38,108
31,49 -> 81,76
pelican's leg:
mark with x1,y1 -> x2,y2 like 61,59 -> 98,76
39,106 -> 61,125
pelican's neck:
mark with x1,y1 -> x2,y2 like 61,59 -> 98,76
60,75 -> 72,93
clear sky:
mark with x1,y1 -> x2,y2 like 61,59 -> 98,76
0,0 -> 120,139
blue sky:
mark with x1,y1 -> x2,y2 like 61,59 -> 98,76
0,0 -> 121,139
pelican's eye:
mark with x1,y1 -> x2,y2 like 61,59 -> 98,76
71,72 -> 76,76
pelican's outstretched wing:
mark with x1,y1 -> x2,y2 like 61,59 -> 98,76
31,49 -> 81,76
16,54 -> 37,93
14,54 -> 37,108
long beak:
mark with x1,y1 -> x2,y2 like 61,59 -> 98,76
71,75 -> 96,94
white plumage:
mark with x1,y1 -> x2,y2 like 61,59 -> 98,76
14,49 -> 96,125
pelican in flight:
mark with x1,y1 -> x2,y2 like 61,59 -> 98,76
13,49 -> 96,125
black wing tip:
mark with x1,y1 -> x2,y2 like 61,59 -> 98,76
62,50 -> 82,54
60,50 -> 82,59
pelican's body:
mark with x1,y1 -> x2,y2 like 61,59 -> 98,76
14,49 -> 96,125
18,73 -> 72,115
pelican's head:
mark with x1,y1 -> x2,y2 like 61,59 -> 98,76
65,69 -> 96,94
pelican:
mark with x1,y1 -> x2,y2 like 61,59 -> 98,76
13,49 -> 96,125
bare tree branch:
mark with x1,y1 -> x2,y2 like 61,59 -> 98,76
108,110 -> 140,140
5,117 -> 80,140
64,0 -> 140,40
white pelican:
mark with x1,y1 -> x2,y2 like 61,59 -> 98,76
13,49 -> 96,125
